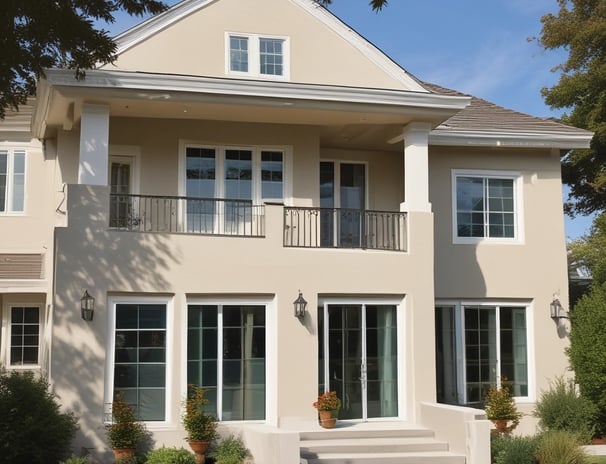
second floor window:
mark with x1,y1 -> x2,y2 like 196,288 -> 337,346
453,170 -> 521,243
0,148 -> 26,213
227,33 -> 289,79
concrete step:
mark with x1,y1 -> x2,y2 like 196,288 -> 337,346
300,450 -> 466,464
301,436 -> 449,454
299,425 -> 465,464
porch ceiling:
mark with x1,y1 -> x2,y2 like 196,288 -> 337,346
34,69 -> 470,151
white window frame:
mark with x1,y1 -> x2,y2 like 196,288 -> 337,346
178,142 -> 293,205
1,303 -> 43,369
104,295 -> 174,428
0,147 -> 27,215
183,296 -> 276,424
451,169 -> 524,245
225,32 -> 290,80
435,300 -> 535,404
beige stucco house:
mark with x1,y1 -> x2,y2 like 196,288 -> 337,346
0,0 -> 593,462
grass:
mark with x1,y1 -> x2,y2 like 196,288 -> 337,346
588,457 -> 606,463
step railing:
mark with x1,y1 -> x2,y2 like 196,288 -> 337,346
109,193 -> 265,237
284,206 -> 406,251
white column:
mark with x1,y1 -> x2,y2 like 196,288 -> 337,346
78,103 -> 109,185
400,122 -> 432,213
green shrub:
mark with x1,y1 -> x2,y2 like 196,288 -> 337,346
534,376 -> 597,442
0,370 -> 78,464
536,430 -> 588,464
491,435 -> 538,464
568,282 -> 606,436
145,447 -> 196,464
59,456 -> 88,464
210,435 -> 249,464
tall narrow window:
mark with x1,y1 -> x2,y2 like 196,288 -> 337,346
186,147 -> 216,233
0,149 -> 26,213
261,151 -> 283,200
259,38 -> 284,76
229,36 -> 249,72
113,303 -> 167,421
188,304 -> 266,421
10,306 -> 39,365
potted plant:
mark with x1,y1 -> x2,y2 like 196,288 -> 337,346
182,385 -> 218,464
313,391 -> 342,429
484,382 -> 522,436
106,392 -> 145,461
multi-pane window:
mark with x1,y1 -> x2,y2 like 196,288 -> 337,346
0,149 -> 26,213
113,303 -> 167,421
185,145 -> 285,203
188,304 -> 266,421
10,306 -> 39,365
454,172 -> 518,240
227,33 -> 288,78
259,38 -> 284,76
435,303 -> 529,406
229,36 -> 249,72
261,151 -> 283,199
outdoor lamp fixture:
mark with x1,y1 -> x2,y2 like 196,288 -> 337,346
550,298 -> 567,321
80,290 -> 95,321
293,291 -> 307,319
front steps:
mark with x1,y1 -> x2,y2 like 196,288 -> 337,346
299,425 -> 465,464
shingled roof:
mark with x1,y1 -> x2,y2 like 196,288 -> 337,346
424,82 -> 592,147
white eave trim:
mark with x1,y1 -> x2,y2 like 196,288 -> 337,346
429,129 -> 593,149
42,69 -> 471,111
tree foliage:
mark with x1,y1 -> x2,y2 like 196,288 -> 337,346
538,0 -> 606,215
567,282 -> 606,436
0,0 -> 167,119
318,0 -> 387,11
569,211 -> 606,286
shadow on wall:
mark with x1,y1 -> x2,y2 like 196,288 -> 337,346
50,184 -> 182,457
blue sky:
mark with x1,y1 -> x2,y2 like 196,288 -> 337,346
105,0 -> 593,240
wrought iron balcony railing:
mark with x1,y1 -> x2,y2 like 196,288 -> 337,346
284,207 -> 406,252
109,193 -> 265,237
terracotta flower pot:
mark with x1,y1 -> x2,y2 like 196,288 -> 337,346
319,409 -> 337,429
112,447 -> 135,461
188,440 -> 210,464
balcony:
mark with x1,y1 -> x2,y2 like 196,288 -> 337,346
284,207 -> 407,252
109,193 -> 265,237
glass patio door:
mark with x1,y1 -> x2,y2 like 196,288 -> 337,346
319,303 -> 398,420
320,162 -> 366,247
110,156 -> 134,228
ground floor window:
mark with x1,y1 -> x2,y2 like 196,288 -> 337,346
9,306 -> 40,366
435,303 -> 529,405
112,302 -> 167,421
187,304 -> 265,421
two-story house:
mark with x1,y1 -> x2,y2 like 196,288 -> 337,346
0,0 -> 593,462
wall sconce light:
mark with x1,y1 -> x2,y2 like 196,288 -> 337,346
81,290 -> 95,321
550,298 -> 567,321
293,291 -> 307,319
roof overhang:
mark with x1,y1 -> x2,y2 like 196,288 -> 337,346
33,69 -> 471,139
428,129 -> 593,149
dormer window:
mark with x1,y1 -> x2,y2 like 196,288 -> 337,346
226,33 -> 289,79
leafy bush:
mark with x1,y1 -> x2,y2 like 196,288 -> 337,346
491,435 -> 539,464
534,376 -> 597,442
536,430 -> 587,464
567,282 -> 606,436
0,370 -> 78,464
209,435 -> 249,464
145,447 -> 196,464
